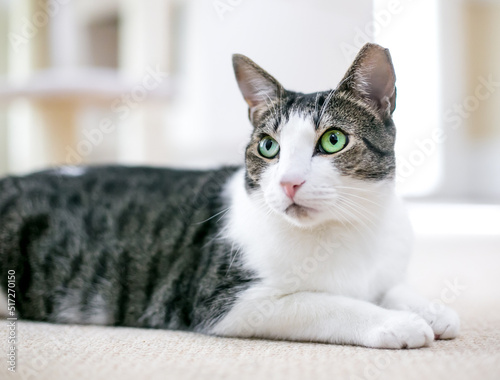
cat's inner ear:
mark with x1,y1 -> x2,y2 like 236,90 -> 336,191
337,43 -> 396,119
232,54 -> 283,122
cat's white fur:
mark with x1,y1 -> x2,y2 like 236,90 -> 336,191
54,166 -> 87,177
212,113 -> 459,348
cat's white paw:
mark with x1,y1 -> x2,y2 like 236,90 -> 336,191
419,304 -> 460,340
366,311 -> 434,349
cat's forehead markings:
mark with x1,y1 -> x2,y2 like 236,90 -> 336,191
279,112 -> 316,145
279,91 -> 331,132
278,113 -> 316,175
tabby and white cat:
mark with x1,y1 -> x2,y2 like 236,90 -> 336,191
0,43 -> 459,348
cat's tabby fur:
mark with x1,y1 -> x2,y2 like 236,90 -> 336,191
0,44 -> 459,348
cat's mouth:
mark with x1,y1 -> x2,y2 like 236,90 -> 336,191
284,203 -> 316,218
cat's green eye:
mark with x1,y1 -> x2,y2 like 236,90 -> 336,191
319,129 -> 347,154
258,136 -> 280,159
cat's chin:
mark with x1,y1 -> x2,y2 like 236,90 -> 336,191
280,203 -> 324,228
285,203 -> 315,218
279,204 -> 351,229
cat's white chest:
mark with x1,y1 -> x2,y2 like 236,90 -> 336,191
225,170 -> 410,303
244,222 -> 384,301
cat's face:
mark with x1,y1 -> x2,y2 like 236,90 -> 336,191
233,44 -> 397,228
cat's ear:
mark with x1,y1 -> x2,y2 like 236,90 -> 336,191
232,54 -> 284,123
337,43 -> 396,120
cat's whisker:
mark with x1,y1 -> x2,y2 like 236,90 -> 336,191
337,192 -> 385,210
202,223 -> 230,249
335,185 -> 382,193
336,194 -> 380,222
301,195 -> 336,202
318,88 -> 336,124
337,205 -> 374,248
327,202 -> 366,237
335,197 -> 378,237
226,243 -> 242,275
317,73 -> 355,125
250,194 -> 276,219
329,202 -> 376,247
314,91 -> 322,124
216,208 -> 231,224
195,207 -> 231,225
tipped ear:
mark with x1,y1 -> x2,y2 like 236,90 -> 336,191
337,43 -> 396,119
232,54 -> 284,121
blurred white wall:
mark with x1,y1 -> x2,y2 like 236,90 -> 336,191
374,0 -> 441,197
166,0 -> 375,168
375,0 -> 500,202
456,0 -> 500,201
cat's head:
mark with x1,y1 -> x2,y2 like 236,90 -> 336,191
233,43 -> 397,228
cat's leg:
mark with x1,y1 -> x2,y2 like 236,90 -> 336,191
380,283 -> 460,340
211,290 -> 434,348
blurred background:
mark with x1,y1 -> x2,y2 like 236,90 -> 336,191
0,0 -> 499,357
0,0 -> 499,206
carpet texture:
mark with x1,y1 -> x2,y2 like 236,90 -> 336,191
1,234 -> 499,380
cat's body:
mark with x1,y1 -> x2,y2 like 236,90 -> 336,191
0,44 -> 459,348
0,166 -> 255,331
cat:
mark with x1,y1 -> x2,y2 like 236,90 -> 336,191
0,43 -> 459,348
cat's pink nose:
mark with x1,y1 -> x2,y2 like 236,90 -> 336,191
280,180 -> 305,200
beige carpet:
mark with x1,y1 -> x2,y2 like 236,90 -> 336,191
1,234 -> 499,380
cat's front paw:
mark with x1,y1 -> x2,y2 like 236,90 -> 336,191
366,311 -> 434,349
418,304 -> 460,340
